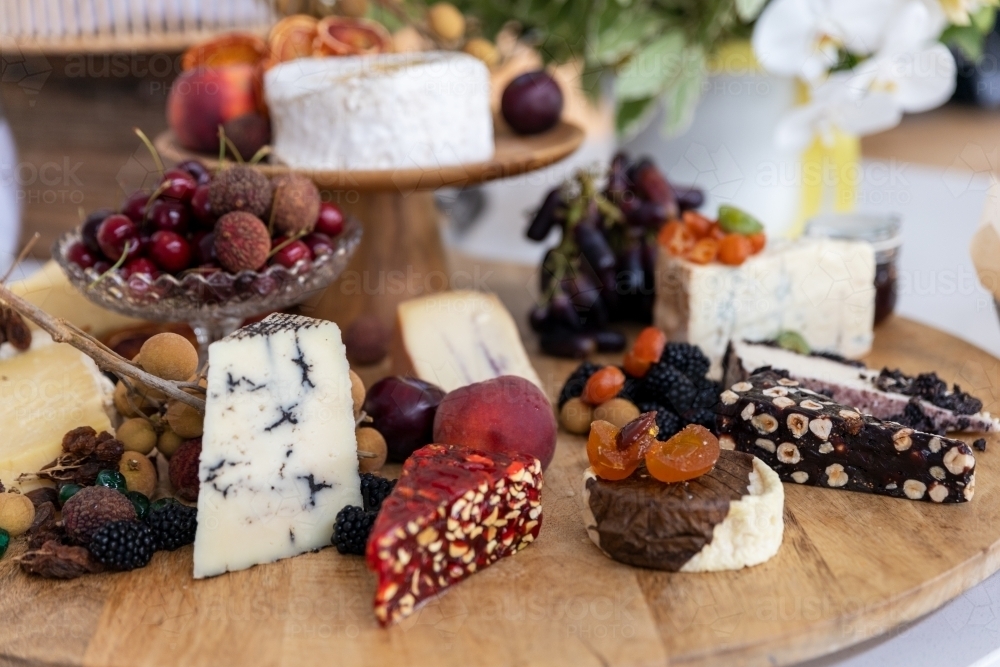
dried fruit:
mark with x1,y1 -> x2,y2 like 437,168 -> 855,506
427,2 -> 465,41
658,221 -> 695,257
214,211 -> 271,273
88,520 -> 156,571
19,540 -> 105,578
687,238 -> 719,264
209,165 -> 273,218
119,451 -> 157,498
718,233 -> 753,266
586,414 -> 659,481
62,426 -> 98,457
180,33 -> 267,70
95,469 -> 128,492
117,418 -> 157,455
94,433 -> 125,463
4,310 -> 31,351
581,366 -> 626,405
165,399 -> 204,439
682,210 -> 712,238
559,397 -> 593,435
24,487 -> 58,508
126,491 -> 151,520
25,502 -> 64,550
645,424 -> 720,483
137,332 -> 199,381
357,427 -> 388,473
624,327 -> 667,377
271,173 -> 320,236
0,492 -> 35,536
267,14 -> 319,64
314,16 -> 392,56
62,486 -> 137,544
748,231 -> 767,254
169,438 -> 202,502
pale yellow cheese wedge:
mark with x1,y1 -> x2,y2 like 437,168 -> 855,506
0,338 -> 113,490
9,260 -> 141,338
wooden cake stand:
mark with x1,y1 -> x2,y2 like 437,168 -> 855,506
155,122 -> 585,327
3,316 -> 1000,667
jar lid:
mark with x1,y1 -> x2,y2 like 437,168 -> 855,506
804,213 -> 902,254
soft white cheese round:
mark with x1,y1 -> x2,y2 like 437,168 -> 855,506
264,51 -> 494,171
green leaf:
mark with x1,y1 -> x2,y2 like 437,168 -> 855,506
660,47 -> 705,136
735,0 -> 768,21
615,31 -> 685,100
717,204 -> 764,234
616,97 -> 657,137
593,11 -> 664,66
775,331 -> 811,355
971,4 -> 997,33
942,24 -> 986,60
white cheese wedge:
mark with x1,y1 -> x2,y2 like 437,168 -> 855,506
194,313 -> 362,579
392,290 -> 543,393
655,237 -> 875,378
0,334 -> 114,490
265,52 -> 494,171
9,260 -> 142,337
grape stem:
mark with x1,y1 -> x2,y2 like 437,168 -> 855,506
0,281 -> 206,413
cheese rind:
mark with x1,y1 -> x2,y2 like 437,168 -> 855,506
265,52 -> 494,171
393,290 -> 543,393
655,238 -> 876,378
194,313 -> 362,579
0,334 -> 114,490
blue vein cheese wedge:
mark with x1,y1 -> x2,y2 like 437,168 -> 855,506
193,313 -> 362,579
391,290 -> 543,393
655,237 -> 876,378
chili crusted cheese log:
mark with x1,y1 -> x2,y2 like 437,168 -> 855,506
716,371 -> 976,503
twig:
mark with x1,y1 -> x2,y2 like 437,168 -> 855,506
1,233 -> 40,284
0,281 -> 206,413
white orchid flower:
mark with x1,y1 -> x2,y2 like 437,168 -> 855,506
752,0 -> 906,82
935,0 -> 998,25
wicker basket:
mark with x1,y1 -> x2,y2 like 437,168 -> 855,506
1,0 -> 276,54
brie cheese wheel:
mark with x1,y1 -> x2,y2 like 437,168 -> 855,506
264,52 -> 494,171
392,290 -> 543,393
655,237 -> 876,378
194,313 -> 362,578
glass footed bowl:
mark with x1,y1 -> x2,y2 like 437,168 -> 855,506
53,218 -> 362,354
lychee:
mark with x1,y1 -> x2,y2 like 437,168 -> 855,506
214,212 -> 271,272
62,486 -> 136,543
270,174 -> 320,236
169,438 -> 202,502
209,164 -> 273,218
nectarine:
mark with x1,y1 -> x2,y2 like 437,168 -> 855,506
167,65 -> 259,153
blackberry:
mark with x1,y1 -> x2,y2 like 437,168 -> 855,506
661,343 -> 710,380
88,520 -> 156,570
684,407 -> 719,432
638,402 -> 682,440
360,473 -> 396,513
558,361 -> 600,408
145,498 -> 198,551
332,505 -> 375,556
692,377 -> 722,409
642,361 -> 698,414
618,374 -> 644,404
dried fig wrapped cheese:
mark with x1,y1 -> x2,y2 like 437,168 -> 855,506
366,444 -> 543,626
716,371 -> 976,503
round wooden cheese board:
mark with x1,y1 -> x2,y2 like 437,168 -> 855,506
3,316 -> 999,667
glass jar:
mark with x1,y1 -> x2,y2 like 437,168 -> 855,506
805,213 -> 902,326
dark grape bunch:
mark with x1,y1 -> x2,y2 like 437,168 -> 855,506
525,152 -> 703,359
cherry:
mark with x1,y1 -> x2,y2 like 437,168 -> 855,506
66,241 -> 98,269
81,208 -> 113,253
149,231 -> 192,273
501,70 -> 563,135
191,231 -> 217,265
148,198 -> 190,234
122,257 -> 160,279
93,260 -> 111,274
270,239 -> 312,268
303,232 -> 335,257
97,214 -> 140,262
190,185 -> 214,226
176,159 -> 211,185
315,202 -> 345,237
159,168 -> 197,202
120,191 -> 150,224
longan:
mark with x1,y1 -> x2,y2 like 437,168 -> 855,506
119,451 -> 158,498
117,418 -> 157,455
157,428 -> 185,459
593,398 -> 641,429
356,427 -> 387,473
137,333 -> 199,382
427,2 -> 464,41
0,493 -> 35,536
113,381 -> 159,418
165,400 -> 204,439
559,397 -> 593,435
350,369 -> 365,418
463,38 -> 499,67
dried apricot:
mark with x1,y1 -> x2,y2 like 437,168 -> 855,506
623,350 -> 650,378
624,327 -> 666,377
748,231 -> 767,254
587,413 -> 660,480
657,221 -> 695,257
645,424 -> 720,483
582,366 -> 625,405
687,238 -> 719,264
718,233 -> 753,266
682,210 -> 712,238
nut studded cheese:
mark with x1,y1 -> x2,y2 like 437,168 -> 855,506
265,52 -> 494,171
716,371 -> 976,503
0,334 -> 114,490
655,238 -> 875,378
194,313 -> 362,578
367,444 -> 543,626
392,290 -> 543,393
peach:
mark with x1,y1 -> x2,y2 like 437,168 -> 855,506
432,376 -> 557,469
167,65 -> 258,153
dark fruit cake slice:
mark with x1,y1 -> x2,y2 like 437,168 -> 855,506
366,443 -> 543,626
716,370 -> 976,503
